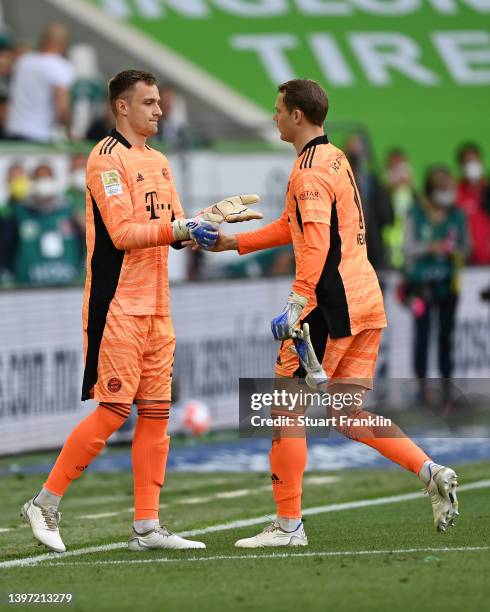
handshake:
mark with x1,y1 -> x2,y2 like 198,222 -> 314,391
172,194 -> 262,250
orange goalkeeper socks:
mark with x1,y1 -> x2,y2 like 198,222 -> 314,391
268,407 -> 430,520
132,403 -> 171,520
44,403 -> 131,496
270,435 -> 307,519
337,408 -> 430,474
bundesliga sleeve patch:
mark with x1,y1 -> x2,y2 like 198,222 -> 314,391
101,170 -> 123,196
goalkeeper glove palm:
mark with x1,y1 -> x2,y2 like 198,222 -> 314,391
202,194 -> 262,223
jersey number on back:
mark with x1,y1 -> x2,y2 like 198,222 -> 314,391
346,169 -> 364,230
346,169 -> 366,246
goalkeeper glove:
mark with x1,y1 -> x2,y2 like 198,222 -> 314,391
201,194 -> 262,223
291,323 -> 328,390
271,291 -> 308,341
172,211 -> 221,250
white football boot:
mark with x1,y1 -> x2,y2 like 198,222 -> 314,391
235,521 -> 308,548
425,466 -> 459,532
128,525 -> 206,551
21,497 -> 66,553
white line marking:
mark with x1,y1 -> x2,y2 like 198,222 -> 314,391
44,546 -> 490,567
2,478 -> 339,527
76,512 -> 119,520
215,489 -> 250,499
73,478 -> 339,516
1,478 -> 488,569
64,494 -> 132,507
303,476 -> 339,485
0,543 -> 127,569
177,496 -> 212,505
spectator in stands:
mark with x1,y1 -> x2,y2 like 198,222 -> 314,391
383,149 -> 417,270
5,23 -> 74,143
455,143 -> 490,264
345,133 -> 392,269
403,165 -> 469,383
0,162 -> 30,285
0,40 -> 14,139
3,161 -> 31,206
8,163 -> 83,286
158,84 -> 189,149
65,153 -> 87,233
68,44 -> 106,141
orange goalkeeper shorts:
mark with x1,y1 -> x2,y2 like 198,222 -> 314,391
82,299 -> 175,403
275,311 -> 382,389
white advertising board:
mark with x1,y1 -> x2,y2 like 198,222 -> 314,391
0,269 -> 489,454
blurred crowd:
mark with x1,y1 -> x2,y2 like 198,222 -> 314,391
0,22 -> 189,146
0,155 -> 86,287
1,140 -> 488,284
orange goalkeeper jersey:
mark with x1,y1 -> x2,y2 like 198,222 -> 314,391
238,135 -> 387,338
82,129 -> 184,331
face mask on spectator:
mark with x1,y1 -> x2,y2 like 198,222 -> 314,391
70,169 -> 86,192
463,160 -> 483,183
432,189 -> 455,208
31,177 -> 59,200
9,175 -> 31,201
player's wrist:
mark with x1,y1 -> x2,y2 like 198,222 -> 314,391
172,218 -> 190,241
215,233 -> 238,252
225,234 -> 239,251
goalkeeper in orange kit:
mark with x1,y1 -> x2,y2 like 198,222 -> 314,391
210,79 -> 459,547
20,69 -> 261,553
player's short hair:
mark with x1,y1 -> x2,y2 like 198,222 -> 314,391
278,79 -> 328,126
108,69 -> 158,114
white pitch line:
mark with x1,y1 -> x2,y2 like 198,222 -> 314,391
0,528 -> 13,533
178,479 -> 490,538
215,489 -> 250,499
78,478 -> 339,514
2,478 -> 489,570
44,546 -> 490,567
76,512 -> 119,520
0,543 -> 127,569
3,478 -> 340,525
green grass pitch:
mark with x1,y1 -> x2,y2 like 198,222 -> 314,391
0,456 -> 489,611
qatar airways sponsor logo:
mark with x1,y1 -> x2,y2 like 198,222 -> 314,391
298,190 -> 320,201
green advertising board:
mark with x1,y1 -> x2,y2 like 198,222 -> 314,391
90,0 -> 489,176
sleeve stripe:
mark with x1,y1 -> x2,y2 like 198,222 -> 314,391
100,137 -> 116,155
308,146 -> 317,168
300,145 -> 317,170
107,138 -> 118,155
98,137 -> 111,155
299,150 -> 308,170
